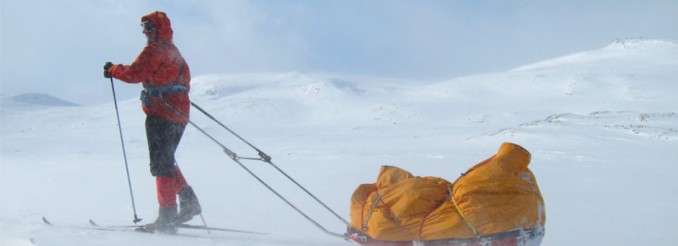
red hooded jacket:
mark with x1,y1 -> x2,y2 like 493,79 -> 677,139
109,11 -> 190,125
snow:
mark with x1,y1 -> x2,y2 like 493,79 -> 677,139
1,38 -> 677,245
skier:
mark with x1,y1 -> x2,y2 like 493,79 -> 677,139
103,11 -> 201,233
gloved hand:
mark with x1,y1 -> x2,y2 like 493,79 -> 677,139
103,62 -> 113,78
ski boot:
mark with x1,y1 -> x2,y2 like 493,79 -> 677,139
175,187 -> 202,224
137,207 -> 178,234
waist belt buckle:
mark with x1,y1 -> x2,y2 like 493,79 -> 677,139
140,90 -> 152,108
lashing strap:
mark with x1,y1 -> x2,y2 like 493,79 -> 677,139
448,185 -> 481,239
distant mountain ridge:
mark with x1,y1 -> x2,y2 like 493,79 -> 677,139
3,39 -> 675,118
2,93 -> 79,107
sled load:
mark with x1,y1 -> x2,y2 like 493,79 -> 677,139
346,143 -> 545,246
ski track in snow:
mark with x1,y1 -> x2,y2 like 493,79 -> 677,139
2,39 -> 678,246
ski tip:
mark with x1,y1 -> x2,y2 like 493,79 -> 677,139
42,216 -> 52,225
89,219 -> 99,227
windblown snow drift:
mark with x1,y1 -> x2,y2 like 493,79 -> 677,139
347,143 -> 545,246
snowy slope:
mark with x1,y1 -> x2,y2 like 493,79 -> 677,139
1,38 -> 677,246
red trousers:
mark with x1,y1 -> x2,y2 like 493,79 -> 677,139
156,166 -> 190,208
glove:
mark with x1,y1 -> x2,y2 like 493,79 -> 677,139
103,62 -> 113,78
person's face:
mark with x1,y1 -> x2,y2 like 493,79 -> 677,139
144,30 -> 157,42
142,20 -> 157,42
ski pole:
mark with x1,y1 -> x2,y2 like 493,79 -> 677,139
109,77 -> 142,224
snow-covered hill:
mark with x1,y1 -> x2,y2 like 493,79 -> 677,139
1,39 -> 677,246
1,93 -> 79,109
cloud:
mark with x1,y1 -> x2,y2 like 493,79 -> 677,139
1,0 -> 677,105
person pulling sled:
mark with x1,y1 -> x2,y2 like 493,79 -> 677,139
104,11 -> 201,234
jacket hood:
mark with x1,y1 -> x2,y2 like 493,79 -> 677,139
142,11 -> 173,42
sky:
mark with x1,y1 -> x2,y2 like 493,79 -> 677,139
1,0 -> 677,105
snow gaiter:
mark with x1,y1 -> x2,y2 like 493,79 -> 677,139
172,165 -> 201,223
173,165 -> 189,193
156,176 -> 178,208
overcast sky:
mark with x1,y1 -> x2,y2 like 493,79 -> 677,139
1,0 -> 677,105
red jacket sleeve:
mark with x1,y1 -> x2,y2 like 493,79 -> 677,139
109,45 -> 161,84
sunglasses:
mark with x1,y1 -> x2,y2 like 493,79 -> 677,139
141,20 -> 157,34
